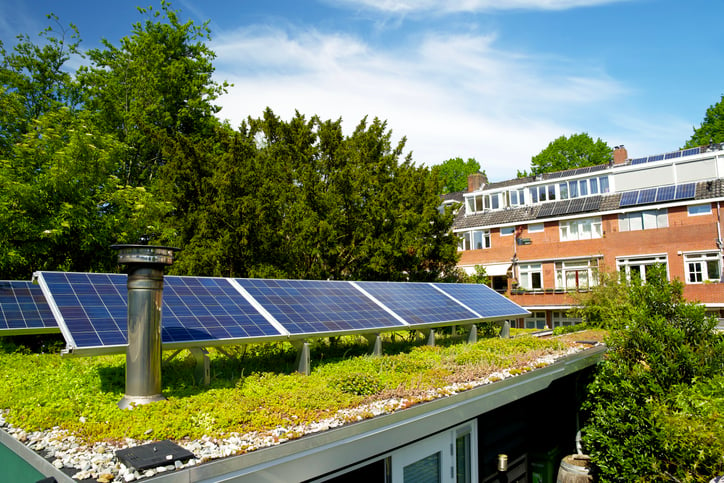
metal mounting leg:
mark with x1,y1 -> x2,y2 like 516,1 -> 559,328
467,324 -> 478,343
293,341 -> 311,376
425,329 -> 436,347
189,348 -> 210,386
499,320 -> 510,339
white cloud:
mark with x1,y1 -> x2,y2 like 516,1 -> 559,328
211,25 -> 632,180
323,0 -> 632,14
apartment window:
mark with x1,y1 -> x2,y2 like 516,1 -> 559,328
589,178 -> 599,194
552,311 -> 582,328
528,222 -> 544,233
548,184 -> 556,201
688,203 -> 711,216
599,176 -> 610,193
458,230 -> 491,251
617,256 -> 667,282
538,186 -> 547,202
490,193 -> 500,210
619,209 -> 668,231
555,259 -> 598,291
559,217 -> 603,242
568,180 -> 578,198
519,263 -> 543,290
509,189 -> 526,207
501,227 -> 515,236
684,252 -> 721,283
524,311 -> 547,329
579,179 -> 588,196
530,187 -> 538,203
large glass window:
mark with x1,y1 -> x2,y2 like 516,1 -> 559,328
519,263 -> 543,290
619,209 -> 668,231
684,252 -> 721,283
458,230 -> 490,251
559,182 -> 569,200
589,178 -> 599,194
555,259 -> 599,291
552,311 -> 583,328
688,203 -> 711,216
559,217 -> 603,242
617,256 -> 667,283
599,176 -> 609,193
524,311 -> 547,329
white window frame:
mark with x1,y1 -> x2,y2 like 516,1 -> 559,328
552,311 -> 582,328
688,203 -> 711,216
519,263 -> 543,291
555,259 -> 599,291
619,209 -> 668,232
524,311 -> 547,329
559,217 -> 603,242
684,252 -> 721,284
500,226 -> 515,236
457,230 -> 490,251
617,255 -> 668,283
528,223 -> 544,233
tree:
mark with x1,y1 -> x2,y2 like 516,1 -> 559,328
581,265 -> 724,481
520,133 -> 611,177
685,94 -> 724,148
434,157 -> 482,194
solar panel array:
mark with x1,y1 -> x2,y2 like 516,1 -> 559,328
0,281 -> 58,334
34,272 -> 527,355
544,164 -> 608,180
535,195 -> 602,220
618,182 -> 697,209
629,147 -> 701,166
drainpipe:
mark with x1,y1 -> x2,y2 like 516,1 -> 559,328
112,244 -> 179,409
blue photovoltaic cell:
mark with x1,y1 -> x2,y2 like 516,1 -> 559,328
0,281 -> 57,332
162,276 -> 280,342
675,183 -> 696,200
656,185 -> 676,202
682,147 -> 700,157
630,158 -> 647,165
236,278 -> 403,335
637,188 -> 657,205
648,154 -> 664,162
431,283 -> 529,318
354,281 -> 478,326
38,272 -> 281,351
619,191 -> 639,207
664,151 -> 682,160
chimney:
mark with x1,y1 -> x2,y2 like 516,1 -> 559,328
467,172 -> 488,192
613,145 -> 628,165
112,244 -> 179,409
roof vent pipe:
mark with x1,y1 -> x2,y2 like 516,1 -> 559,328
112,244 -> 179,409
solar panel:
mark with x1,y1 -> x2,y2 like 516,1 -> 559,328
551,200 -> 570,216
537,204 -> 554,218
656,185 -> 675,202
619,191 -> 639,207
682,147 -> 700,157
431,283 -> 529,319
0,281 -> 58,334
588,164 -> 608,173
354,281 -> 479,326
582,196 -> 602,212
675,183 -> 696,200
236,278 -> 404,335
648,154 -> 664,162
637,188 -> 657,205
631,158 -> 647,165
664,151 -> 682,160
568,198 -> 585,214
36,272 -> 284,354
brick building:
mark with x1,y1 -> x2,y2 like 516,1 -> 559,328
451,143 -> 724,329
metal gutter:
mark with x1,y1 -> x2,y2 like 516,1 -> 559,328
0,426 -> 75,483
146,345 -> 605,483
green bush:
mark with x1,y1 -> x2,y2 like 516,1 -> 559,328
582,265 -> 724,481
330,372 -> 383,396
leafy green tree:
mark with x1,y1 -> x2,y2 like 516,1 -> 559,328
581,265 -> 724,481
520,133 -> 611,177
434,157 -> 482,193
685,94 -> 724,148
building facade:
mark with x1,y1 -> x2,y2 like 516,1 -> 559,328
451,144 -> 724,329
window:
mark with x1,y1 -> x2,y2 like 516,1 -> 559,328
559,217 -> 603,242
548,184 -> 556,201
552,311 -> 582,328
458,230 -> 490,251
555,259 -> 599,291
524,311 -> 547,329
589,178 -> 599,194
579,179 -> 588,196
500,227 -> 515,236
519,263 -> 543,290
684,252 -> 721,283
599,176 -> 610,193
568,181 -> 578,198
391,422 -> 477,483
688,203 -> 711,216
530,187 -> 538,203
619,209 -> 668,231
538,186 -> 547,202
509,189 -> 525,207
490,193 -> 500,210
528,223 -> 544,233
559,182 -> 569,200
617,256 -> 667,282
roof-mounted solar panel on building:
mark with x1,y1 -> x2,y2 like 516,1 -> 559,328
655,185 -> 676,202
664,151 -> 682,160
551,201 -> 570,216
354,281 -> 479,326
675,183 -> 696,200
236,278 -> 404,335
431,283 -> 529,319
537,204 -> 555,218
588,164 -> 608,173
567,198 -> 585,214
631,157 -> 648,165
619,191 -> 639,207
648,154 -> 664,162
35,272 -> 284,355
681,147 -> 700,157
637,188 -> 657,205
0,281 -> 58,334
582,196 -> 602,212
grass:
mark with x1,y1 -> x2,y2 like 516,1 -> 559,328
0,329 -> 606,445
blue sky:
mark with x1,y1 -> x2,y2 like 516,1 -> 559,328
1,0 -> 722,180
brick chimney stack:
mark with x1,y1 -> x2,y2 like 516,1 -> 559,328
613,145 -> 628,165
467,172 -> 488,192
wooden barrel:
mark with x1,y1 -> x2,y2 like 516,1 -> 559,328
556,454 -> 592,483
